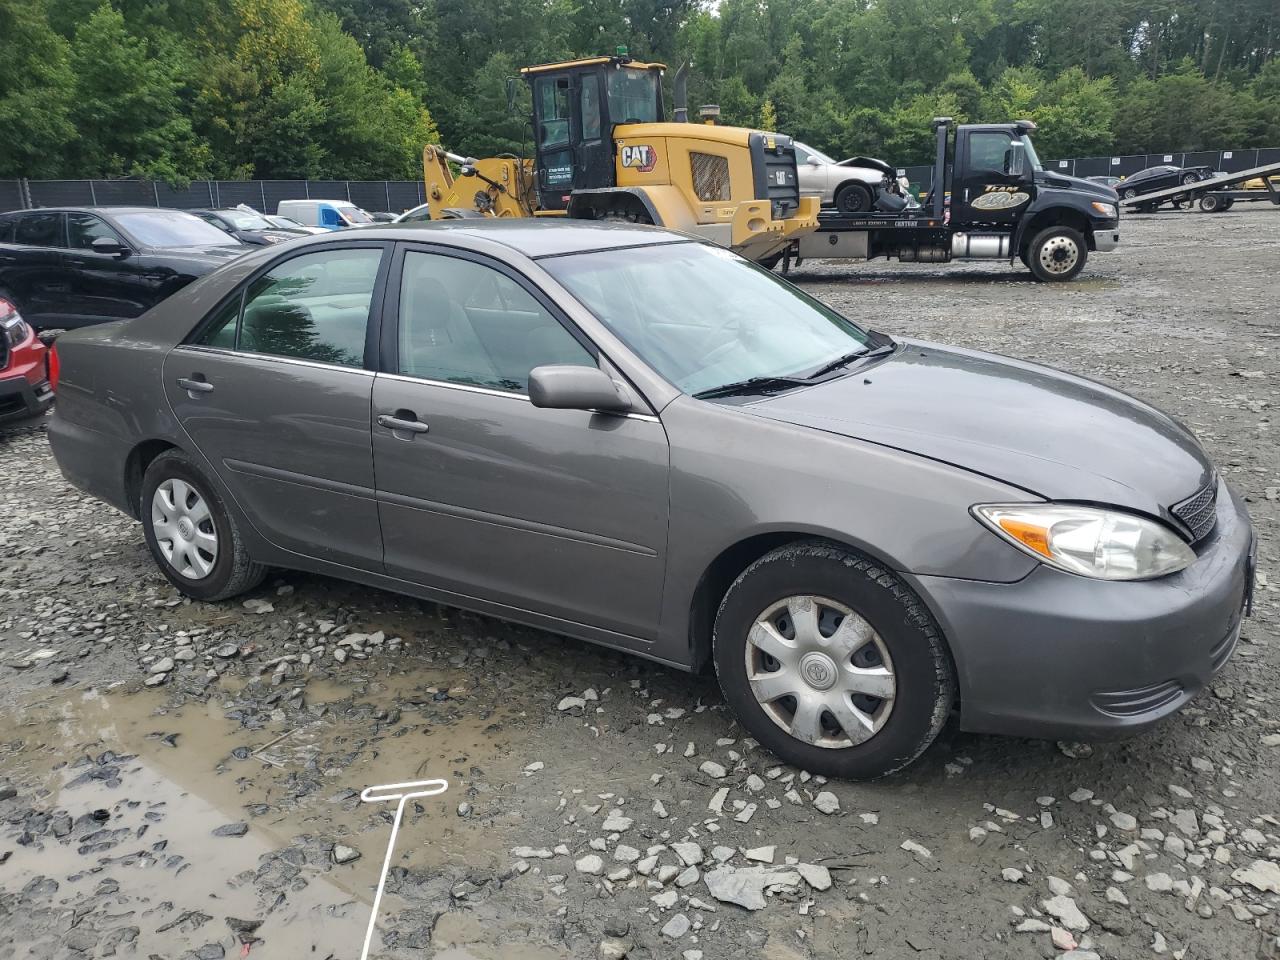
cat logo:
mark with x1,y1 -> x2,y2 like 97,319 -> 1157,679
971,189 -> 1030,211
620,144 -> 657,173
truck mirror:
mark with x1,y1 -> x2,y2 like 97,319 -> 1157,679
1005,142 -> 1027,178
505,77 -> 517,114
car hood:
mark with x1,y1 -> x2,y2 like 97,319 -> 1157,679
745,340 -> 1212,520
156,244 -> 251,263
841,156 -> 896,177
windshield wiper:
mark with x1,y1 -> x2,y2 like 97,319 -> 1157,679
802,341 -> 896,380
693,375 -> 810,400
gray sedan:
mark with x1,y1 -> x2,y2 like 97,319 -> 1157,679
48,221 -> 1253,779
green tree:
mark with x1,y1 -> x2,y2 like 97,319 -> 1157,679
0,0 -> 76,177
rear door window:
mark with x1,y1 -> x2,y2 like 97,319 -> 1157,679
198,248 -> 383,367
15,211 -> 63,247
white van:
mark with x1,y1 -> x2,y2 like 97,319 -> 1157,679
276,199 -> 374,231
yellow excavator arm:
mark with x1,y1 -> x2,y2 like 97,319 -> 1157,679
422,145 -> 535,219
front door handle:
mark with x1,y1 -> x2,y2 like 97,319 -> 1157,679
377,412 -> 429,438
176,376 -> 214,398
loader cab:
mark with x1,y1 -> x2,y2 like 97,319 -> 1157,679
522,56 -> 666,211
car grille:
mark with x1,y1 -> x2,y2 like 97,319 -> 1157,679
691,152 -> 731,202
1092,679 -> 1185,718
748,132 -> 801,219
1170,480 -> 1218,544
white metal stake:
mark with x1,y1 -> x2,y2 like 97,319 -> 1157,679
358,778 -> 450,960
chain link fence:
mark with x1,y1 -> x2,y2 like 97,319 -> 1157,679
0,179 -> 427,215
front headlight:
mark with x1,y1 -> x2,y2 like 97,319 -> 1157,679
1091,201 -> 1117,218
973,503 -> 1195,581
2,316 -> 31,349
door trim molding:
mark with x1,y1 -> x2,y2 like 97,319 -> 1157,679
224,458 -> 378,500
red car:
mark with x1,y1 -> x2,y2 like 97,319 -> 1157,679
0,297 -> 54,424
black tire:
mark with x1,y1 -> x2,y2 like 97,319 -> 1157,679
1181,173 -> 1200,185
756,252 -> 783,270
1025,225 -> 1088,282
1198,194 -> 1221,212
712,541 -> 956,780
833,182 -> 873,214
1121,188 -> 1137,200
140,450 -> 267,602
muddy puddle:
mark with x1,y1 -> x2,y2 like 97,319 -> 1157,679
0,665 -> 533,958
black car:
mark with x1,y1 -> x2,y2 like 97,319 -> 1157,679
0,207 -> 250,331
190,208 -> 306,246
1118,164 -> 1216,200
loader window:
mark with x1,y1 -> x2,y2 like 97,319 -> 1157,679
581,75 -> 602,141
536,76 -> 571,147
607,68 -> 660,124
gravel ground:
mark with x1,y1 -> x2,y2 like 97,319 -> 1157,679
1,207 -> 1277,960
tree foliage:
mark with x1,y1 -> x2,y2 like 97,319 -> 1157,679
0,0 -> 1278,181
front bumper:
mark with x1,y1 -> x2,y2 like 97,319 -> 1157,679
1093,219 -> 1120,252
911,479 -> 1252,740
731,196 -> 821,261
0,374 -> 53,423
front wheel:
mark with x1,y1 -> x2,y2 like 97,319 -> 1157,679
1181,173 -> 1200,185
141,450 -> 267,601
1026,225 -> 1088,282
712,541 -> 956,779
1121,188 -> 1137,200
833,182 -> 872,215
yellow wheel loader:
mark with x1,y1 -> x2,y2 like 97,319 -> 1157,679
421,54 -> 819,262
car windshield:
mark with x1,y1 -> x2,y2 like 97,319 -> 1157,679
267,216 -> 302,228
543,242 -> 872,396
224,211 -> 273,231
115,211 -> 239,248
607,67 -> 660,123
801,143 -> 837,165
340,207 -> 374,225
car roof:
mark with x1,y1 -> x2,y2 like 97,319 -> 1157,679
0,206 -> 197,216
343,219 -> 693,259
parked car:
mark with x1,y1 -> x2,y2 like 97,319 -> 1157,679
0,295 -> 53,424
794,142 -> 913,214
367,211 -> 398,223
47,221 -> 1252,779
190,208 -> 307,246
0,207 -> 249,331
393,203 -> 432,224
265,214 -> 327,235
276,199 -> 375,230
1086,175 -> 1122,189
1117,164 -> 1216,200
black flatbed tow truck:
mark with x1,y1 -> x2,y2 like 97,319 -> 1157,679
778,117 -> 1121,281
1116,162 -> 1280,213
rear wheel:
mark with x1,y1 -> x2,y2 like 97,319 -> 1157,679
1026,225 -> 1088,282
1121,187 -> 1138,200
712,541 -> 955,779
1199,194 -> 1222,212
834,182 -> 872,215
141,450 -> 267,601
600,203 -> 653,225
1181,173 -> 1200,185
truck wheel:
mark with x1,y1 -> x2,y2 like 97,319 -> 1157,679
1199,194 -> 1221,212
1026,226 -> 1087,282
712,541 -> 955,780
834,183 -> 872,214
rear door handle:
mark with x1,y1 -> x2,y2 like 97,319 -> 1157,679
377,413 -> 429,437
176,377 -> 214,397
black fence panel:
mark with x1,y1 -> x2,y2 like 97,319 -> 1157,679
158,182 -> 216,209
1070,157 -> 1112,178
1183,150 -> 1221,171
27,180 -> 95,207
387,181 -> 424,211
1258,148 -> 1280,168
0,181 -> 24,213
1216,149 -> 1258,173
262,181 -> 309,214
213,181 -> 264,209
308,181 -> 351,202
91,180 -> 155,206
348,181 -> 391,212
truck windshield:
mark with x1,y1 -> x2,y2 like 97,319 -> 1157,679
543,242 -> 872,396
1023,136 -> 1044,171
608,68 -> 660,124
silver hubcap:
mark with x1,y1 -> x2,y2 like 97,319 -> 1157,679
151,479 -> 217,579
745,595 -> 896,749
1038,235 -> 1079,275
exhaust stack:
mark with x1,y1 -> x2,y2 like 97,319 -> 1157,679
673,63 -> 689,123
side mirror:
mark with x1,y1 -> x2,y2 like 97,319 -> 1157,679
91,236 -> 127,256
528,365 -> 632,413
1005,142 -> 1027,179
806,156 -> 822,166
